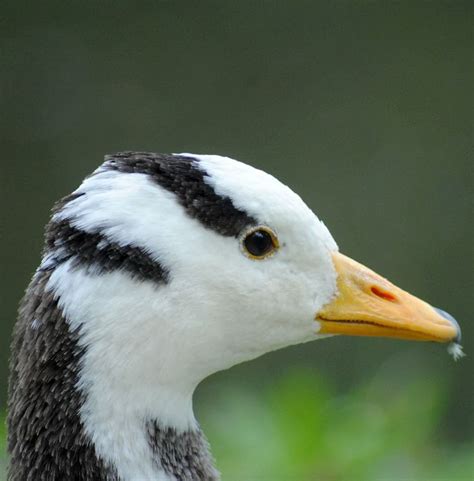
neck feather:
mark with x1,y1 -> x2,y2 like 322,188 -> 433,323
148,422 -> 219,481
8,269 -> 219,481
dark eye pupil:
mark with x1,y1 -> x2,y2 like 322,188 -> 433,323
244,230 -> 274,257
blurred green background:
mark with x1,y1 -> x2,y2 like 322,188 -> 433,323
1,1 -> 472,480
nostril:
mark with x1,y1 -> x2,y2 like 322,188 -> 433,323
371,285 -> 397,302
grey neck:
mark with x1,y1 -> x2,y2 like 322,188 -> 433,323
7,269 -> 118,481
7,269 -> 219,481
148,421 -> 219,481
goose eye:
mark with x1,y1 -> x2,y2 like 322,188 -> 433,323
242,228 -> 279,259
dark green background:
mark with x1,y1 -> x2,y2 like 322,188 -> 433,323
1,1 -> 472,476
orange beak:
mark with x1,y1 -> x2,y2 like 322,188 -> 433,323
317,252 -> 461,343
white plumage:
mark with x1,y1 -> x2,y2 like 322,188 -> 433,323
8,152 -> 461,481
46,156 -> 340,480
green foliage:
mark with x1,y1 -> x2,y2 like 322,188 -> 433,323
199,370 -> 473,481
1,371 -> 472,481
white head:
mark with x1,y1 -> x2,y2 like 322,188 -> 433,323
21,152 -> 460,481
46,152 -> 458,422
47,153 -> 338,403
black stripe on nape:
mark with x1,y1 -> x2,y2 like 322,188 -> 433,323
103,151 -> 257,238
8,269 -> 119,481
43,219 -> 169,283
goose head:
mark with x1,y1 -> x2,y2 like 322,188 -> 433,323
8,152 -> 462,481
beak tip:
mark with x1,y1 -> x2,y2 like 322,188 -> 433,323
433,307 -> 462,343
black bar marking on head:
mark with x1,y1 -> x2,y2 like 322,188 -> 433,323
103,152 -> 257,237
43,219 -> 169,283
